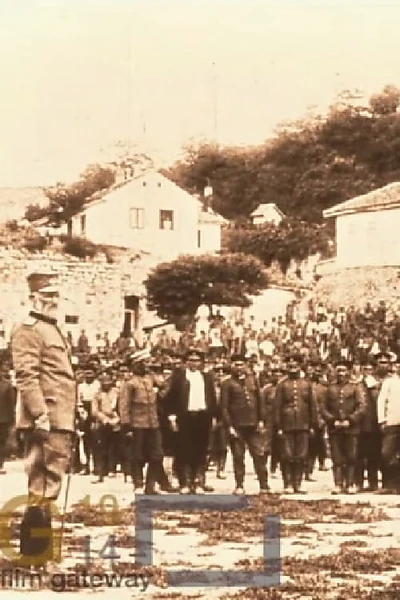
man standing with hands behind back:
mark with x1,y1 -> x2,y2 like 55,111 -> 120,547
11,268 -> 76,567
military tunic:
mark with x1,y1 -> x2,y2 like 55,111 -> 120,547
11,311 -> 76,501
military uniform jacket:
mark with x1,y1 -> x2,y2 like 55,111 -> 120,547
118,374 -> 159,429
274,377 -> 317,432
10,311 -> 76,431
321,381 -> 365,434
220,374 -> 264,429
359,379 -> 379,432
311,381 -> 328,430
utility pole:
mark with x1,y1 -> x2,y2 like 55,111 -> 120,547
211,61 -> 219,143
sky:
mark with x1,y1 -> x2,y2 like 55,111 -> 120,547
1,0 -> 400,186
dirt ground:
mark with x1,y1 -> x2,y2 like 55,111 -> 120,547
0,457 -> 400,599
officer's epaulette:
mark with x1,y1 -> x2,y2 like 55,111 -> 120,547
22,316 -> 38,326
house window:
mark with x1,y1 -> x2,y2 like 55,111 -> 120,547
160,209 -> 174,230
80,215 -> 86,236
142,181 -> 147,187
157,182 -> 161,188
197,229 -> 201,248
67,219 -> 73,237
130,208 -> 145,229
65,315 -> 79,325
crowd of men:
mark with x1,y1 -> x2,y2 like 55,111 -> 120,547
3,266 -> 400,568
3,307 -> 400,497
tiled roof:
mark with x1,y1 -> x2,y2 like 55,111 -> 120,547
323,182 -> 400,218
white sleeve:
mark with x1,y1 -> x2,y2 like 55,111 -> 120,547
377,380 -> 389,424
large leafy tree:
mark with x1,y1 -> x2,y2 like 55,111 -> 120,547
145,253 -> 268,329
25,164 -> 116,225
224,219 -> 333,273
165,85 -> 400,223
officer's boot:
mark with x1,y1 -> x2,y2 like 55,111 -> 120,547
347,464 -> 357,494
331,466 -> 343,494
20,503 -> 53,568
145,461 -> 160,495
293,463 -> 306,494
132,461 -> 144,492
281,462 -> 291,493
253,455 -> 270,494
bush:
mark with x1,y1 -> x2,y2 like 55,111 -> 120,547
5,220 -> 20,232
24,203 -> 50,222
62,235 -> 98,259
23,234 -> 48,253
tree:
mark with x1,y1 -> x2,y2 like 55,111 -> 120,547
225,219 -> 333,273
42,164 -> 116,226
166,85 -> 400,223
145,253 -> 268,329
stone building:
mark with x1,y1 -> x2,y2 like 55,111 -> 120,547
0,247 -> 161,347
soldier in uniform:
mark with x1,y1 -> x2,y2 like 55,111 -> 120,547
321,359 -> 365,494
355,358 -> 381,491
220,354 -> 269,494
304,359 -> 328,480
119,349 -> 164,495
11,269 -> 76,566
274,353 -> 317,494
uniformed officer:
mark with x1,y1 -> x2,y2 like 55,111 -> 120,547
220,354 -> 269,495
119,349 -> 164,495
11,268 -> 76,566
274,353 -> 317,494
321,359 -> 365,494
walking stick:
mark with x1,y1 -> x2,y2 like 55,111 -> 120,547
57,432 -> 78,563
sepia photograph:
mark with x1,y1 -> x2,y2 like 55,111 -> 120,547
0,0 -> 400,597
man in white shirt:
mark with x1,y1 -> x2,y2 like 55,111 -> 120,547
165,349 -> 217,493
377,356 -> 400,492
77,368 -> 101,474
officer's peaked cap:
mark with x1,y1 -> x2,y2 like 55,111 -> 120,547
27,268 -> 59,294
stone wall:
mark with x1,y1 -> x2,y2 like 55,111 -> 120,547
0,247 -> 160,346
312,265 -> 400,315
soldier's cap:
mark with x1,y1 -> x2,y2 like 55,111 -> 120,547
307,358 -> 324,368
334,359 -> 352,369
27,269 -> 59,294
128,349 -> 151,363
185,349 -> 204,361
375,351 -> 396,363
285,352 -> 303,364
230,353 -> 246,363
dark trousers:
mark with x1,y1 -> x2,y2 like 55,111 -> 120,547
280,431 -> 309,464
270,431 -> 280,473
355,430 -> 381,490
381,426 -> 400,489
177,411 -> 211,488
93,425 -> 120,477
130,428 -> 164,490
307,428 -> 327,473
280,430 -> 309,490
208,423 -> 228,469
0,423 -> 10,468
330,433 -> 358,467
329,432 -> 358,489
229,426 -> 269,489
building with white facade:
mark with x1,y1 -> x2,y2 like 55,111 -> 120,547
67,171 -> 226,259
250,203 -> 285,226
323,182 -> 400,268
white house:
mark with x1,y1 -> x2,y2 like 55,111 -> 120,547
250,203 -> 285,226
68,171 -> 226,259
323,182 -> 400,268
